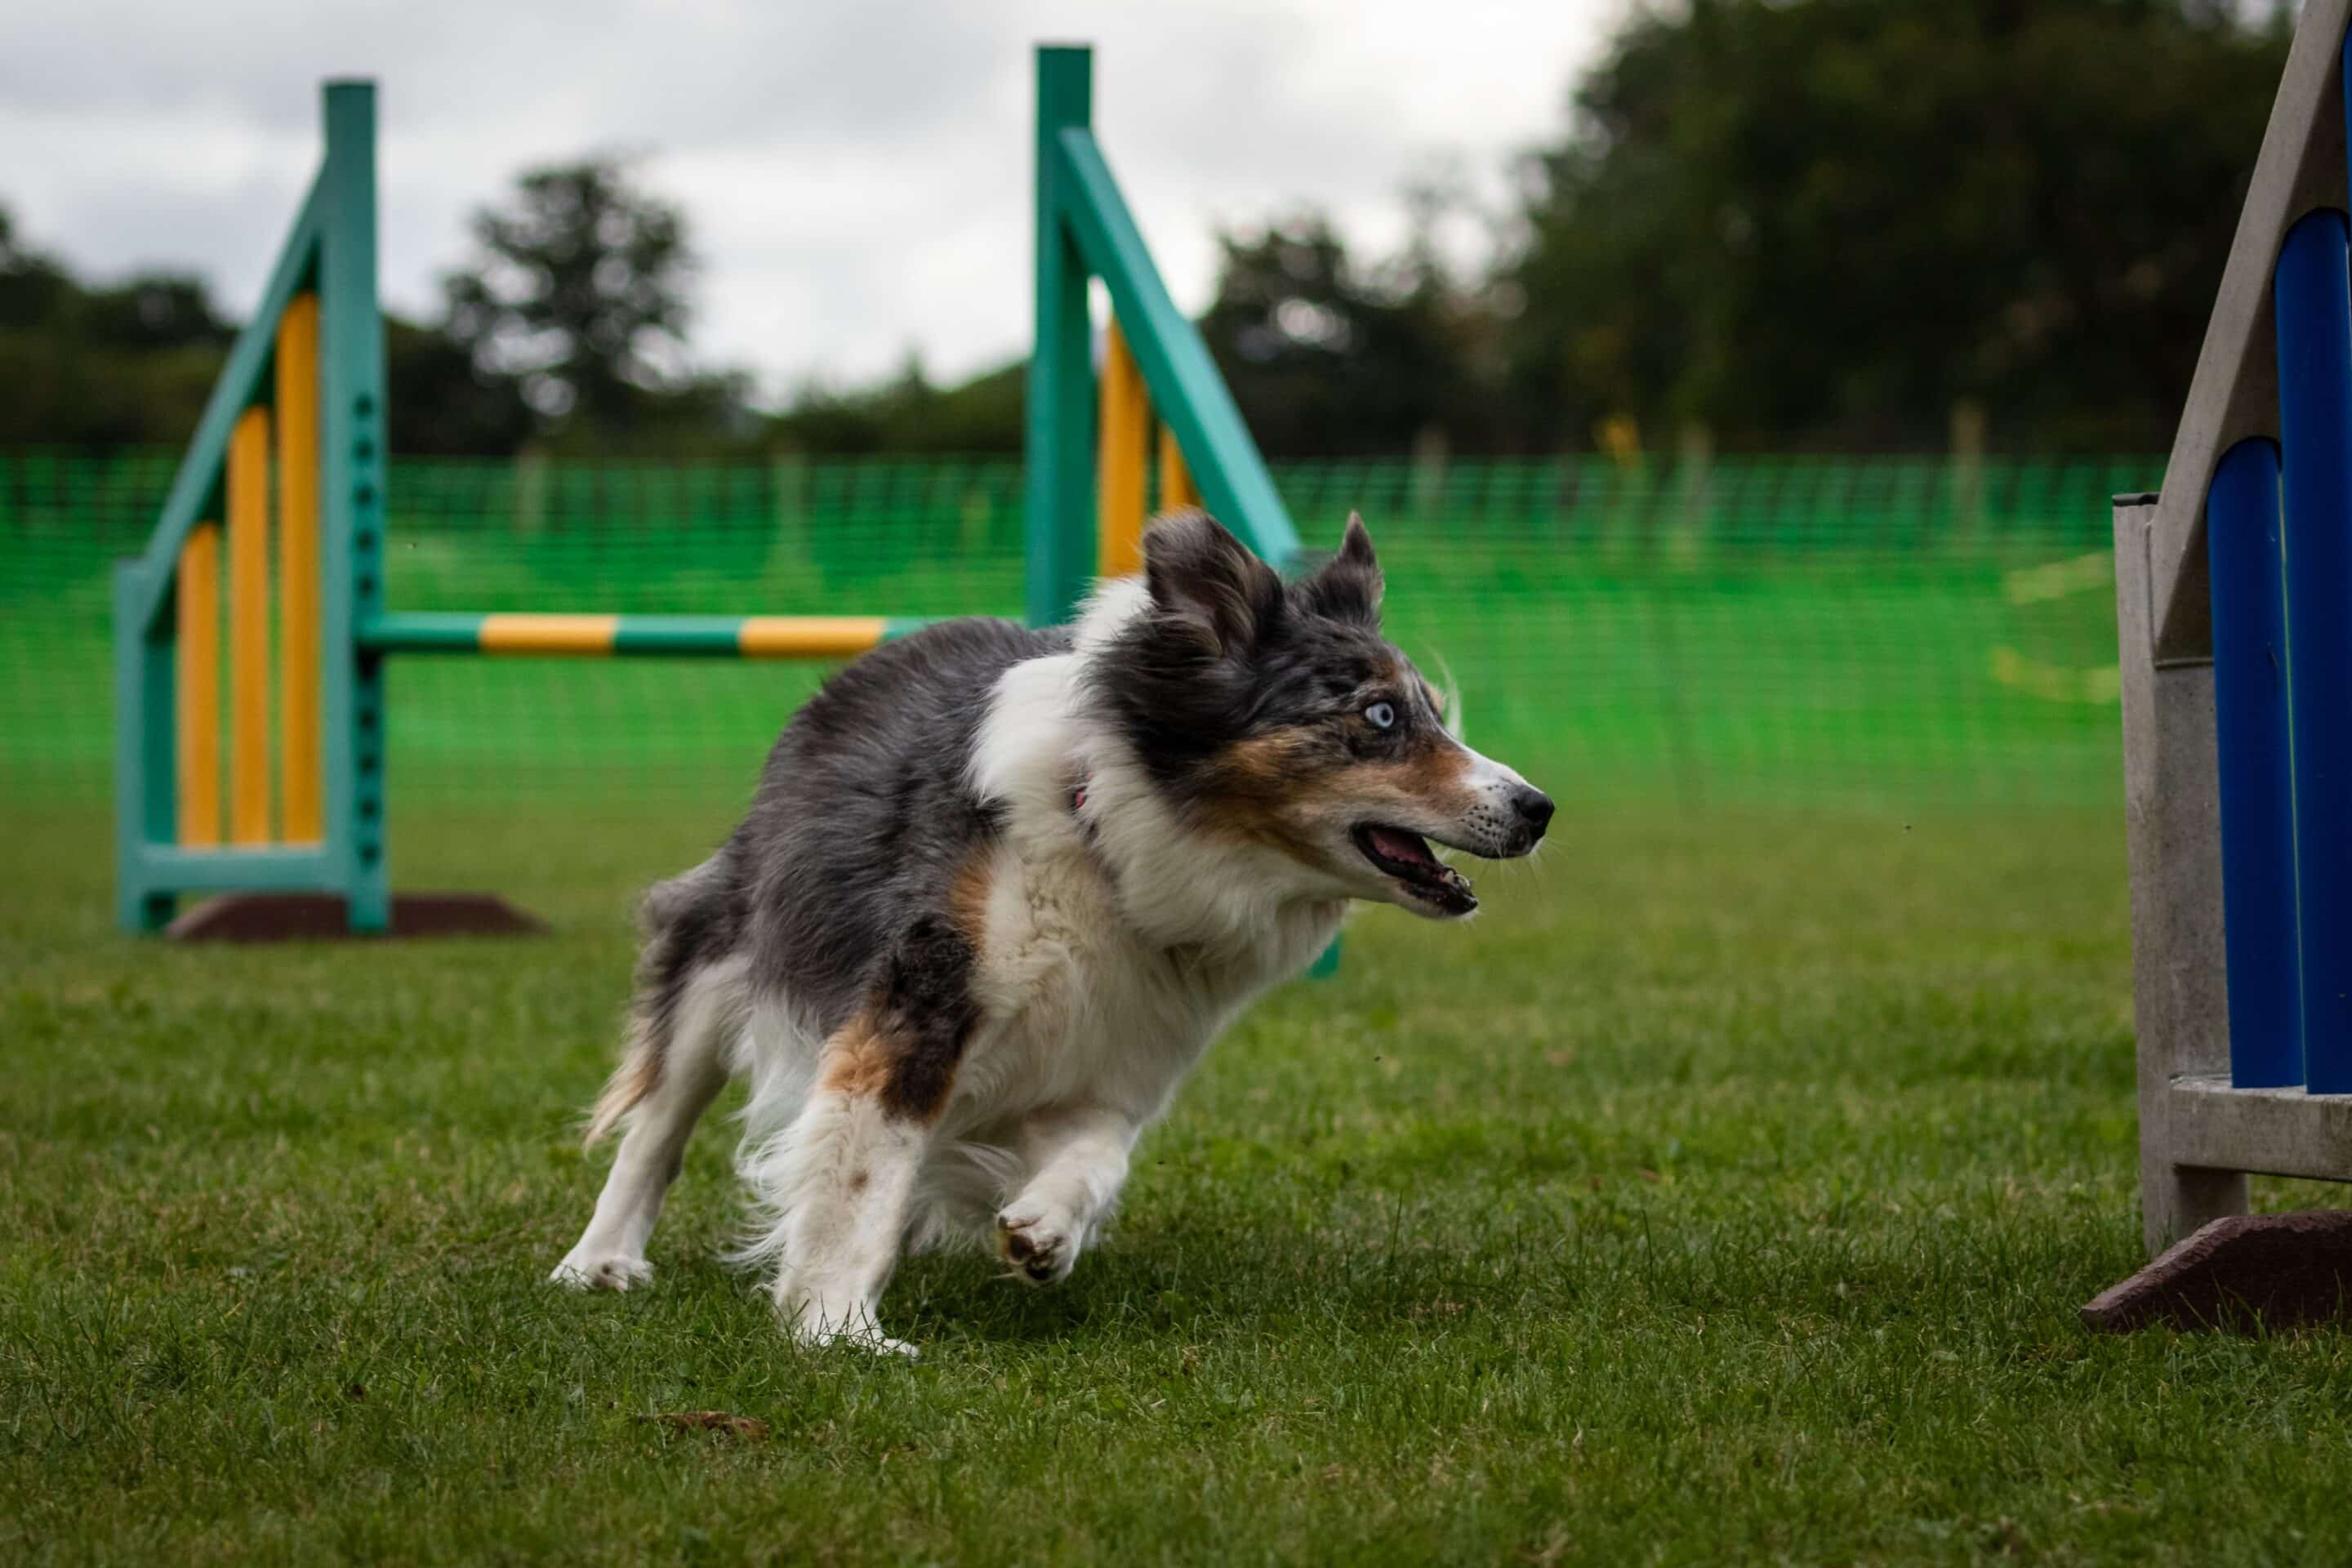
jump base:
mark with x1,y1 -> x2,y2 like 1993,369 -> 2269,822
2082,1212 -> 2352,1333
165,892 -> 548,942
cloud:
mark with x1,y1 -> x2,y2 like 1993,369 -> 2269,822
0,0 -> 1619,399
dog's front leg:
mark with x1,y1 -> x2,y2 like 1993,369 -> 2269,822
760,982 -> 973,1356
996,1102 -> 1140,1285
762,1081 -> 937,1356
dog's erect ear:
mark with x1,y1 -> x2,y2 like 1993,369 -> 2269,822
1298,511 -> 1383,626
1144,509 -> 1285,657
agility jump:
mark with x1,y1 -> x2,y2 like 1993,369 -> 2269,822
114,47 -> 1299,938
2113,0 -> 2352,1258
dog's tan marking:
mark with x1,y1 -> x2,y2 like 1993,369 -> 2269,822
949,850 -> 995,951
586,960 -> 685,1146
818,970 -> 973,1124
1195,724 -> 1480,862
818,1014 -> 894,1100
1218,728 -> 1333,782
585,1045 -> 665,1145
1196,731 -> 1337,858
1369,736 -> 1479,817
586,871 -> 733,1144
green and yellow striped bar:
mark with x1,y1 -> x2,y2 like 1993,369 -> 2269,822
358,612 -> 932,660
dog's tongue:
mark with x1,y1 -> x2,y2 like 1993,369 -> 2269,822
1368,826 -> 1439,866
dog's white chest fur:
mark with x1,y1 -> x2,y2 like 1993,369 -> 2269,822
954,635 -> 1343,1137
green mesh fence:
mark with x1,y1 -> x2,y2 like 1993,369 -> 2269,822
0,449 -> 2153,821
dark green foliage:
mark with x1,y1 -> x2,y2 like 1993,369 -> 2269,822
0,201 -> 537,455
769,357 -> 1027,456
0,211 -> 234,447
1503,0 -> 2291,451
788,0 -> 2294,457
384,317 -> 537,457
440,157 -> 757,453
1196,214 -> 1494,457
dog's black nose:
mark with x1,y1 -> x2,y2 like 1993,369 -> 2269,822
1512,786 -> 1555,837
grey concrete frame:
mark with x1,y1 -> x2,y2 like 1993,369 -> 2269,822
2118,0 -> 2352,1256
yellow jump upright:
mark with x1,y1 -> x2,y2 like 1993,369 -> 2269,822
175,525 -> 222,847
227,408 -> 273,844
1097,316 -> 1211,577
276,293 -> 323,842
1159,425 -> 1200,510
163,318 -> 319,859
1096,320 -> 1148,577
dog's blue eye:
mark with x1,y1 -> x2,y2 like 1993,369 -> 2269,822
1365,701 -> 1396,730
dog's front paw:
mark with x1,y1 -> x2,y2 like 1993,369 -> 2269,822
805,1327 -> 921,1360
550,1250 -> 652,1291
777,1290 -> 920,1358
996,1202 -> 1079,1285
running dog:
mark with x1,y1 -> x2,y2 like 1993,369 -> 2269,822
551,511 -> 1552,1354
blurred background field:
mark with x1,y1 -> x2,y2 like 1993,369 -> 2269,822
0,449 -> 2149,832
0,0 -> 2274,849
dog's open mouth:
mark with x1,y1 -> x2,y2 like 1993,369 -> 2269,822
1351,824 -> 1477,915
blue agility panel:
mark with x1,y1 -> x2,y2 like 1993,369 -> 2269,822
2207,437 -> 2301,1087
2276,207 -> 2352,1094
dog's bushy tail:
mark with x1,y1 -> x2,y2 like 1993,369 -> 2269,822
586,853 -> 737,1144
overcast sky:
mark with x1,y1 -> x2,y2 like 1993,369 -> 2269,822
0,0 -> 1621,401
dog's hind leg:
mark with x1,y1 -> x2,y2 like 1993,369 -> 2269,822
552,954 -> 746,1290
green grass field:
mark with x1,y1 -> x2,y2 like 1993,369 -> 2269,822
8,800 -> 2352,1565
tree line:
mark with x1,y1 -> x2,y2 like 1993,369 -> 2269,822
0,0 -> 2291,460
